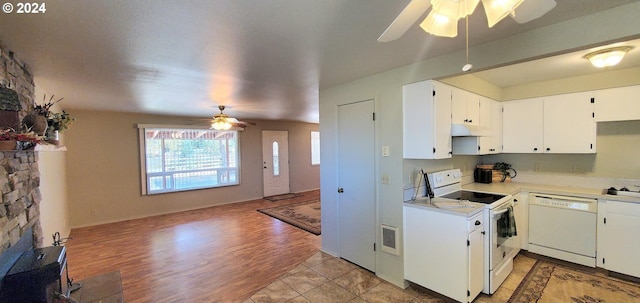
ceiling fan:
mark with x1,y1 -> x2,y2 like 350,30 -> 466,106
377,0 -> 557,42
210,105 -> 254,130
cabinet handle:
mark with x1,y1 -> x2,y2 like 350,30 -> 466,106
546,147 -> 551,151
475,220 -> 481,226
468,119 -> 472,123
338,187 -> 344,193
533,147 -> 538,151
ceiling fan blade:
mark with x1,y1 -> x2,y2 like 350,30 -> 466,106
511,0 -> 556,24
378,0 -> 432,43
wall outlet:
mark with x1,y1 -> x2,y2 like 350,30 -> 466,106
571,164 -> 581,173
382,174 -> 391,184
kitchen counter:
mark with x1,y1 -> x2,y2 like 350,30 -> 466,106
404,196 -> 485,217
463,181 -> 640,203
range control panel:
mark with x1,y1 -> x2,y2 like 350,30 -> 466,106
428,169 -> 462,189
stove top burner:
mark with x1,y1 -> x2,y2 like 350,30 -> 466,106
441,190 -> 507,204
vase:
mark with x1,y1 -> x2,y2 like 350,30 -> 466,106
22,113 -> 48,135
0,140 -> 17,151
47,130 -> 60,145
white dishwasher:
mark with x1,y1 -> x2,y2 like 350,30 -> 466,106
528,194 -> 597,267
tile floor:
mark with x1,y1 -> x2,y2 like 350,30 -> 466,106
245,251 -> 539,303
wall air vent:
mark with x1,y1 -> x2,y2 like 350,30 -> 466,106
381,224 -> 400,256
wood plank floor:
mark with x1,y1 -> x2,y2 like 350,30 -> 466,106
65,190 -> 321,303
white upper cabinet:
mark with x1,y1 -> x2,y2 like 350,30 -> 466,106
502,92 -> 596,154
503,98 -> 544,153
543,92 -> 596,153
451,87 -> 480,125
452,97 -> 502,155
403,80 -> 452,159
594,85 -> 640,122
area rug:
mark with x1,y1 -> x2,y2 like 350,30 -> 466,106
508,260 -> 640,303
258,200 -> 321,235
263,193 -> 302,201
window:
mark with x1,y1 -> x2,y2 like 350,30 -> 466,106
272,141 -> 280,176
138,125 -> 239,194
311,131 -> 320,165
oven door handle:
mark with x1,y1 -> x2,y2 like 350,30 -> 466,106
493,208 -> 509,217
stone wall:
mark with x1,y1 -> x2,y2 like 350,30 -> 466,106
0,152 -> 42,252
0,41 -> 41,255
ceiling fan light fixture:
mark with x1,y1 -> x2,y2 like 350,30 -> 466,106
211,118 -> 232,130
511,0 -> 555,24
431,0 -> 479,19
420,12 -> 458,37
482,0 -> 525,27
210,105 -> 234,130
584,46 -> 633,68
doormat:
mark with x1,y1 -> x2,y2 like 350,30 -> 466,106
263,193 -> 302,201
258,200 -> 321,235
508,259 -> 640,303
70,271 -> 124,303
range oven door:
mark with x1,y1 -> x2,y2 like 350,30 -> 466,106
486,199 -> 518,294
490,200 -> 518,268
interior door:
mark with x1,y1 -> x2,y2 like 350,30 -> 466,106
337,100 -> 375,271
262,130 -> 290,197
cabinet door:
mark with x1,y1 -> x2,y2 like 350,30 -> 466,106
452,88 -> 479,125
468,226 -> 484,300
451,86 -> 469,124
433,81 -> 453,159
403,80 -> 451,159
490,100 -> 503,153
603,201 -> 640,278
502,98 -> 543,153
466,94 -> 480,125
594,85 -> 640,122
543,92 -> 596,153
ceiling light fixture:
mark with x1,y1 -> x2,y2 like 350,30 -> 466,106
210,105 -> 235,130
584,46 -> 633,68
482,0 -> 524,28
421,0 -> 525,37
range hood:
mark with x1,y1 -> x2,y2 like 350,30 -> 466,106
451,124 -> 493,137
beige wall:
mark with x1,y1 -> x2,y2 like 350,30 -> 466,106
65,110 -> 319,228
39,149 -> 71,242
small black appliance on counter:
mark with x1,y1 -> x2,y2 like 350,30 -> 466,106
474,167 -> 493,184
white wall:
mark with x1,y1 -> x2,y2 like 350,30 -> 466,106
319,2 -> 640,287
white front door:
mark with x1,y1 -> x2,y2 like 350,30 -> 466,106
338,100 -> 376,272
262,130 -> 290,197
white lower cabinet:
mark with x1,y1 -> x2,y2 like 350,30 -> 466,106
404,206 -> 484,303
597,200 -> 640,278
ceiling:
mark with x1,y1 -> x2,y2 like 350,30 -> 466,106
0,0 -> 638,123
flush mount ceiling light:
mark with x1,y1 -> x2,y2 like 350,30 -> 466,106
378,0 -> 556,41
584,46 -> 634,68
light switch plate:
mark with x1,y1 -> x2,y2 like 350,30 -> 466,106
382,145 -> 390,157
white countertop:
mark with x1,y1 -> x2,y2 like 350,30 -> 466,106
404,196 -> 485,217
462,181 -> 640,203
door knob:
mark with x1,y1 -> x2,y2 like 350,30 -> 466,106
338,187 -> 344,193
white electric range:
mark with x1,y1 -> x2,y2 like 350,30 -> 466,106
426,169 -> 519,295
